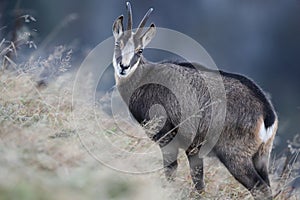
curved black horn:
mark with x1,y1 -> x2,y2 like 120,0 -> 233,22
136,7 -> 153,36
126,2 -> 132,31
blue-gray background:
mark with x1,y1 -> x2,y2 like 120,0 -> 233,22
1,0 -> 300,151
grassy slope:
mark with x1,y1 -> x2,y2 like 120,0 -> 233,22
0,68 -> 298,200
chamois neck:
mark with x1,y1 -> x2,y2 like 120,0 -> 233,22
115,57 -> 151,105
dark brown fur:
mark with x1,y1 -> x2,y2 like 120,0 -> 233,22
112,3 -> 278,199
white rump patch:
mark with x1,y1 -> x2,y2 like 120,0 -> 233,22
258,121 -> 276,143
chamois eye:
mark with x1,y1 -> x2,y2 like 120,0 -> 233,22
137,49 -> 143,54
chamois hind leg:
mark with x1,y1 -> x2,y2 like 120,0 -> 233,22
252,143 -> 271,186
160,142 -> 179,181
186,152 -> 205,193
216,152 -> 272,200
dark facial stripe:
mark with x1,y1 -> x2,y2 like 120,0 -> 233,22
115,47 -> 122,65
129,53 -> 140,67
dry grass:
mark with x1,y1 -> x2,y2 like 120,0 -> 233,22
0,53 -> 299,200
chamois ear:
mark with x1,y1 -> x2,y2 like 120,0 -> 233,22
141,23 -> 156,47
112,15 -> 124,39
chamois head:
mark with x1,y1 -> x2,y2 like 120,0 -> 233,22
112,2 -> 156,77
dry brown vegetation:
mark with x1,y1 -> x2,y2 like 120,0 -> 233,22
0,47 -> 299,200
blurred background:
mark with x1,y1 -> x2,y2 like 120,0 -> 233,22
1,0 -> 300,152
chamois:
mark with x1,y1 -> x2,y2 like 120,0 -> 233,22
112,2 -> 278,199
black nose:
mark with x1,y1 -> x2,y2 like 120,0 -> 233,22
120,63 -> 129,69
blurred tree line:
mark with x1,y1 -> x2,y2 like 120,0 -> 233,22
1,0 -> 300,151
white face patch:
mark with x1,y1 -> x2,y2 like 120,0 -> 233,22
113,51 -> 141,78
121,36 -> 135,67
117,57 -> 140,78
127,58 -> 140,75
113,35 -> 142,78
112,54 -> 117,69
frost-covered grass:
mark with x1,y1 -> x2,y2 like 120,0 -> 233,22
0,48 -> 299,200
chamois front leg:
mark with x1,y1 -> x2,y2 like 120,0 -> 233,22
186,152 -> 205,193
160,144 -> 179,181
